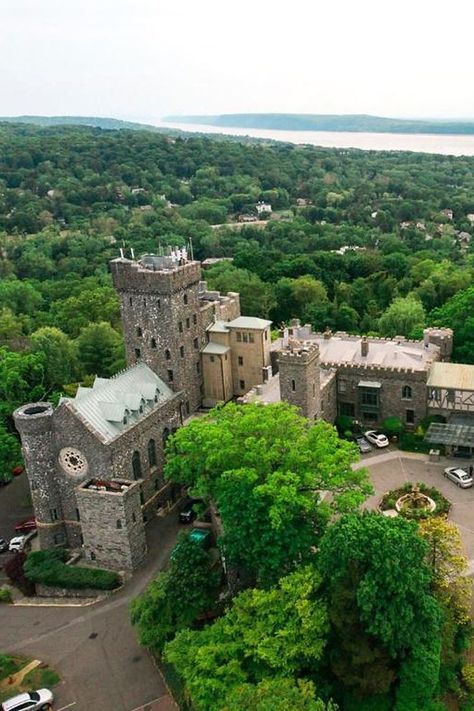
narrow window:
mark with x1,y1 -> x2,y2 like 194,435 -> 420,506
193,338 -> 198,349
186,401 -> 190,414
129,297 -> 133,306
157,298 -> 161,309
180,345 -> 185,358
135,348 -> 141,359
90,551 -> 96,561
248,333 -> 254,343
116,519 -> 122,529
136,326 -> 142,337
154,478 -> 160,491
406,409 -> 415,424
165,349 -> 171,360
240,379 -> 245,390
148,439 -> 157,467
193,313 -> 197,324
162,427 -> 170,443
196,361 -> 201,374
238,356 -> 243,366
210,355 -> 215,363
243,333 -> 248,343
178,321 -> 183,333
236,332 -> 242,342
151,337 -> 157,349
402,385 -> 412,399
50,508 -> 58,521
80,534 -> 84,545
264,330 -> 268,340
168,369 -> 174,382
75,508 -> 80,521
132,451 -> 142,480
140,492 -> 145,505
291,379 -> 296,392
132,512 -> 136,523
184,293 -> 188,304
186,317 -> 190,329
143,298 -> 146,307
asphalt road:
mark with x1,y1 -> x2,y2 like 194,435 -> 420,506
0,477 -> 181,711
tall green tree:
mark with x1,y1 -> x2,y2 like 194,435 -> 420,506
76,322 -> 125,378
378,295 -> 426,338
30,326 -> 77,390
165,403 -> 370,585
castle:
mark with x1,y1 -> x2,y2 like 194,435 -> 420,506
14,250 -> 467,572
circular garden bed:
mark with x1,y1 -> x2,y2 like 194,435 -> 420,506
379,481 -> 451,520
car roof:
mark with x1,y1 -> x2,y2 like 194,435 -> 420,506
452,468 -> 468,475
2,692 -> 32,710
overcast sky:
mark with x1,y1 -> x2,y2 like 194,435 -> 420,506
1,0 -> 473,121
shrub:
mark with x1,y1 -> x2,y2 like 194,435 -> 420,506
335,414 -> 354,434
4,552 -> 35,596
399,432 -> 434,454
463,666 -> 474,694
0,588 -> 12,603
383,417 -> 403,437
24,549 -> 120,590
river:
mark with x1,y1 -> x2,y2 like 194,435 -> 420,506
146,119 -> 474,157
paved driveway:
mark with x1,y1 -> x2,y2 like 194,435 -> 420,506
361,453 -> 474,563
0,512 -> 181,711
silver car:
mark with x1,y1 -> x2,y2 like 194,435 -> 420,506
1,689 -> 53,711
443,467 -> 473,488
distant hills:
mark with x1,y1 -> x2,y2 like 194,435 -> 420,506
0,116 -> 158,131
164,113 -> 474,135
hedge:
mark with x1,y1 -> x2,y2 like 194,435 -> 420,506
24,549 -> 120,590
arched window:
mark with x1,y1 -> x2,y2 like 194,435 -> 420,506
151,337 -> 157,349
165,349 -> 171,360
402,385 -> 412,400
132,451 -> 142,480
148,439 -> 157,468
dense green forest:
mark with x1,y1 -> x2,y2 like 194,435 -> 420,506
167,112 -> 474,134
1,120 -> 474,475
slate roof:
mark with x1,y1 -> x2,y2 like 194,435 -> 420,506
202,342 -> 230,355
60,362 -> 175,443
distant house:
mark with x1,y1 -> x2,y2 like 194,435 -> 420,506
256,201 -> 272,215
131,187 -> 146,195
296,198 -> 312,207
440,209 -> 454,220
371,211 -> 378,219
238,214 -> 258,223
466,214 -> 474,224
202,257 -> 234,267
456,231 -> 471,250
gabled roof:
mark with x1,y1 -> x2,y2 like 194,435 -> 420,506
60,362 -> 175,443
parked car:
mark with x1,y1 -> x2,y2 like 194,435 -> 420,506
14,518 -> 36,534
443,467 -> 473,488
355,437 -> 372,454
364,430 -> 389,448
8,536 -> 28,552
178,498 -> 203,524
1,688 -> 53,711
0,537 -> 9,553
0,476 -> 12,487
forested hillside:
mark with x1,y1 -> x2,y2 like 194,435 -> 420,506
1,121 -> 474,476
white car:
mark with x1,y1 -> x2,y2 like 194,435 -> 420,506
364,430 -> 389,448
443,467 -> 473,489
1,688 -> 54,711
8,536 -> 27,552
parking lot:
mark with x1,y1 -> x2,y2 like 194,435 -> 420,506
360,452 -> 474,565
0,473 -> 34,579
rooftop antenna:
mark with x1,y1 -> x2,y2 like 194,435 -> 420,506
189,237 -> 194,261
131,248 -> 135,260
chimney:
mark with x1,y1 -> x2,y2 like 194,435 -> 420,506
323,327 -> 332,340
361,336 -> 369,357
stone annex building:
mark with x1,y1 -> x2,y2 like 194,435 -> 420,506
14,250 -> 469,572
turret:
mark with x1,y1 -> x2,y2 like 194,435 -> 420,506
278,342 -> 321,419
13,403 -> 66,548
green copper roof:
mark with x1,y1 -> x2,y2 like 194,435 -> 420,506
61,362 -> 175,443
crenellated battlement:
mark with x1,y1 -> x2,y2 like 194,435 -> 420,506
110,257 -> 202,295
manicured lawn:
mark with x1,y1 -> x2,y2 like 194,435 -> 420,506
0,654 -> 60,703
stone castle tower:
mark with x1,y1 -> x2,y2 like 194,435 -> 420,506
111,252 -> 204,415
14,402 -> 67,549
278,342 -> 321,419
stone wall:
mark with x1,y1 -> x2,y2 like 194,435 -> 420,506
278,345 -> 321,419
332,364 -> 428,426
320,372 -> 337,423
77,479 -> 146,571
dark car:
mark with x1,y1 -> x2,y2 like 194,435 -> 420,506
178,498 -> 203,524
14,517 -> 37,534
355,437 -> 372,454
0,538 -> 8,553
